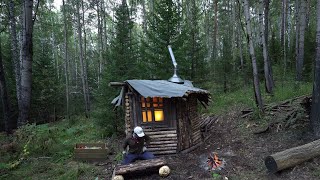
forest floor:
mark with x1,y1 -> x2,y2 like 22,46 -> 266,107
96,96 -> 320,180
2,94 -> 320,180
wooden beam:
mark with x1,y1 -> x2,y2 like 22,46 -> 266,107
114,158 -> 167,175
265,138 -> 320,173
109,82 -> 125,87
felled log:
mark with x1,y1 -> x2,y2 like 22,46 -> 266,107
114,158 -> 167,176
265,138 -> 320,173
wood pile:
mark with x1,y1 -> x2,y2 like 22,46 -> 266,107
200,115 -> 219,141
241,95 -> 311,132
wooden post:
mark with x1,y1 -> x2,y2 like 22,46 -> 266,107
265,139 -> 320,173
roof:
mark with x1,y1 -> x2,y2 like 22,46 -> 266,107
126,80 -> 209,98
111,80 -> 210,107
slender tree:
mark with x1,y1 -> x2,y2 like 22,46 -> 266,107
76,0 -> 90,118
259,0 -> 273,93
212,0 -> 218,60
0,29 -> 14,133
62,0 -> 70,119
311,0 -> 320,137
8,0 -> 21,109
243,0 -> 264,110
296,0 -> 307,81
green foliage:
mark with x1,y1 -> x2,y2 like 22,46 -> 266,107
0,117 -> 104,179
208,80 -> 312,115
143,0 -> 183,79
211,172 -> 221,179
109,0 -> 137,81
180,1 -> 208,82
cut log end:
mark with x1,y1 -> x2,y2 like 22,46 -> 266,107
265,156 -> 278,173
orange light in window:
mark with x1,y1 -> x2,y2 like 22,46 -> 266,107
142,111 -> 152,122
154,110 -> 164,121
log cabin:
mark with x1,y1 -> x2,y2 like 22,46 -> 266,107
110,79 -> 210,155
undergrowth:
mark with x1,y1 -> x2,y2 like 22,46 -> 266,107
208,80 -> 312,115
0,117 -> 106,180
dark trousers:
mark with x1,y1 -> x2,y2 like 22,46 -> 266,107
122,151 -> 155,165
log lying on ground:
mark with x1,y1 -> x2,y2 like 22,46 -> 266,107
265,138 -> 320,173
114,157 -> 167,175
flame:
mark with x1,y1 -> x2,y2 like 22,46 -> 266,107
207,152 -> 223,170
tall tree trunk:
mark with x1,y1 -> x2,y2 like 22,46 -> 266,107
9,0 -> 21,112
232,0 -> 236,71
76,0 -> 90,117
259,0 -> 273,94
81,0 -> 90,114
281,0 -> 288,73
213,0 -> 218,59
243,0 -> 264,110
0,35 -> 13,133
264,0 -> 274,87
97,1 -> 103,87
18,0 -> 34,126
296,0 -> 307,81
295,0 -> 300,73
141,0 -> 147,33
311,0 -> 320,137
62,0 -> 70,119
281,0 -> 287,47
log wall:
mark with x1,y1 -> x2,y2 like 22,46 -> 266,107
124,94 -> 132,135
143,127 -> 178,155
189,95 -> 202,145
176,95 -> 202,151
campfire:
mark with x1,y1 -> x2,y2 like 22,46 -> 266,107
207,152 -> 225,171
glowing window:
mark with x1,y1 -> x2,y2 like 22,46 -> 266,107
141,97 -> 164,123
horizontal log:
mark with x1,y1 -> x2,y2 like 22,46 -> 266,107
109,82 -> 126,87
148,146 -> 177,151
148,144 -> 177,148
152,150 -> 177,155
146,130 -> 177,135
265,138 -> 320,173
115,158 -> 167,175
149,141 -> 177,145
143,127 -> 176,131
149,134 -> 177,138
150,138 -> 178,142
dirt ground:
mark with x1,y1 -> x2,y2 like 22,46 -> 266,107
98,99 -> 320,180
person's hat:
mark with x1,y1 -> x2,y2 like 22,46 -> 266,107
134,126 -> 145,137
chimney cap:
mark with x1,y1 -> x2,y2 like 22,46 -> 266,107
168,74 -> 184,84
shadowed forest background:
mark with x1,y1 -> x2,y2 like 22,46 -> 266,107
1,0 -> 320,179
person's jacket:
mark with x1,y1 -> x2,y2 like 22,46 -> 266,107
123,134 -> 151,154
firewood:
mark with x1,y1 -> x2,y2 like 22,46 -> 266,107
265,138 -> 320,173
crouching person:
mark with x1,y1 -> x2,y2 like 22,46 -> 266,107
122,126 -> 155,165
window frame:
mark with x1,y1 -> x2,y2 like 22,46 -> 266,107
139,96 -> 167,125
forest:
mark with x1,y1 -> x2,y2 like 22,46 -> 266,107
1,0 -> 320,179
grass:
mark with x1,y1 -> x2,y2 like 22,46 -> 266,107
0,117 -> 107,180
207,80 -> 312,115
